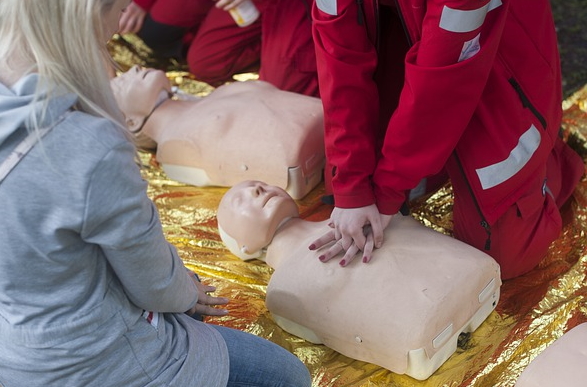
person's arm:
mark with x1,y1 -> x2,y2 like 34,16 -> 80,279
81,138 -> 225,314
118,0 -> 152,35
373,0 -> 509,214
312,0 -> 379,209
312,0 -> 386,254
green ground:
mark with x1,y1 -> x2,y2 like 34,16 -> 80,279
551,0 -> 587,97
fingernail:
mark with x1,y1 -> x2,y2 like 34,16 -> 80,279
362,256 -> 368,263
309,244 -> 316,250
318,255 -> 326,262
339,260 -> 346,266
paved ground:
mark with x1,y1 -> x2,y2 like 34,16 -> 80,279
551,0 -> 587,97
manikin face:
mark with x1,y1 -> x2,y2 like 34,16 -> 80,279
217,180 -> 300,256
110,65 -> 172,124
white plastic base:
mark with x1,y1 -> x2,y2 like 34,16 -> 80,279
161,164 -> 212,186
161,162 -> 324,200
272,278 -> 500,380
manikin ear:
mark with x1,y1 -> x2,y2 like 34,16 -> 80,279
125,115 -> 145,134
218,224 -> 265,261
123,115 -> 156,150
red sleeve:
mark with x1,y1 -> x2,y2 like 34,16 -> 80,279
373,0 -> 509,214
312,0 -> 380,209
132,0 -> 156,11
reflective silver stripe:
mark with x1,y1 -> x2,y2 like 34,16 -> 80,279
458,33 -> 481,62
316,0 -> 337,15
543,179 -> 554,200
476,124 -> 541,190
439,0 -> 502,33
487,0 -> 503,12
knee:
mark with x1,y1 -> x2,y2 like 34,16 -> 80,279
488,212 -> 562,280
496,253 -> 545,280
186,51 -> 233,86
286,359 -> 312,387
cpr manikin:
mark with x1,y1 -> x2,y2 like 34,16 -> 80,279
110,67 -> 325,199
515,323 -> 587,387
216,180 -> 502,380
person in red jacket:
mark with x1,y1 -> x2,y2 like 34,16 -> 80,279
118,0 -> 319,97
310,0 -> 585,279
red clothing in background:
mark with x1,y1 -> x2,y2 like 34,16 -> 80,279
133,0 -> 318,96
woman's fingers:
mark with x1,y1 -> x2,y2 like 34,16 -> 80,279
362,231 -> 375,263
338,243 -> 360,267
308,230 -> 335,250
315,224 -> 379,266
317,240 -> 345,262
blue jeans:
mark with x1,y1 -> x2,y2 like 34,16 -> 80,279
209,324 -> 312,387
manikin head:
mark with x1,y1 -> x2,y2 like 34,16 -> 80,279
110,65 -> 172,132
217,180 -> 300,260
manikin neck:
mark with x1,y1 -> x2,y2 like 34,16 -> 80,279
131,90 -> 173,134
137,94 -> 198,143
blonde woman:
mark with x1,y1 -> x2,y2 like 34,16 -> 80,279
0,1 -> 311,386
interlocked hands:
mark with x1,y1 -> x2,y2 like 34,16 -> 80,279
309,205 -> 393,267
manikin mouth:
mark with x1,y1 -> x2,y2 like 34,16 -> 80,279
262,192 -> 277,207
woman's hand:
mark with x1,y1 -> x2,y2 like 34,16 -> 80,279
308,209 -> 394,266
185,274 -> 229,317
308,228 -> 373,266
330,205 -> 384,250
118,2 -> 147,35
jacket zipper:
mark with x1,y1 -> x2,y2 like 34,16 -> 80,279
393,0 -> 413,47
300,0 -> 312,21
455,75 -> 548,251
369,0 -> 488,246
356,0 -> 381,51
454,153 -> 492,250
508,78 -> 547,129
374,0 -> 381,49
356,0 -> 365,25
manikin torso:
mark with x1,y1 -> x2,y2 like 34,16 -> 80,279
514,323 -> 587,387
141,81 -> 325,199
261,215 -> 501,380
216,180 -> 501,379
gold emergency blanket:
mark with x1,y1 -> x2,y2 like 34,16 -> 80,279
111,36 -> 587,387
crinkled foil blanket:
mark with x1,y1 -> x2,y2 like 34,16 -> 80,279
109,35 -> 587,387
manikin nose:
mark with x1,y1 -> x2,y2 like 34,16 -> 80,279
251,182 -> 266,197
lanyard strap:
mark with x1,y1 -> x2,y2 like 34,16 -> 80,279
0,111 -> 71,184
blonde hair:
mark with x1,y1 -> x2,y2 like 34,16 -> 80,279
0,0 -> 125,131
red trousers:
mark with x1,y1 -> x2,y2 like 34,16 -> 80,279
146,0 -> 318,97
449,138 -> 584,280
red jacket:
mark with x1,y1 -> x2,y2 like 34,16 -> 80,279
313,0 -> 563,224
133,0 -> 156,11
